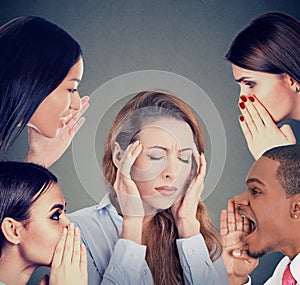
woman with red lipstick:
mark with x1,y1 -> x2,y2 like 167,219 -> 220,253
70,90 -> 228,285
0,16 -> 89,167
226,12 -> 300,160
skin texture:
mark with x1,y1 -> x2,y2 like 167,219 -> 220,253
231,64 -> 297,160
28,58 -> 84,138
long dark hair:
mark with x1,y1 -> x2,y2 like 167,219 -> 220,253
226,12 -> 300,83
0,161 -> 57,256
0,16 -> 82,152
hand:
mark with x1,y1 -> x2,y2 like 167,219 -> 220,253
238,95 -> 296,160
220,200 -> 258,285
114,140 -> 144,244
171,151 -> 206,238
26,96 -> 89,167
47,223 -> 87,285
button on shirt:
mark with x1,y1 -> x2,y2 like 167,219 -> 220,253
70,194 -> 228,285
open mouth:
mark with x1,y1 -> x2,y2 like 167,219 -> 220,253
241,214 -> 257,237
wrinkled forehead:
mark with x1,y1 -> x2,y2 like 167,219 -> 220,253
138,118 -> 194,148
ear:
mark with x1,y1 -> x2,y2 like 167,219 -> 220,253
287,75 -> 300,93
112,142 -> 124,168
1,217 -> 23,245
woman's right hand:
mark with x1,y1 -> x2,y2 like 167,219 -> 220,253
39,223 -> 87,285
238,95 -> 296,160
114,140 -> 144,244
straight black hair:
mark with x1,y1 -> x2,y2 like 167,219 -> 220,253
0,161 -> 57,256
0,16 -> 82,152
226,12 -> 300,83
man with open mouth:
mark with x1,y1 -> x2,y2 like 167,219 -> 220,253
220,144 -> 300,284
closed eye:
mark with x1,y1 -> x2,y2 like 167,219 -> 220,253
68,88 -> 78,94
244,81 -> 256,88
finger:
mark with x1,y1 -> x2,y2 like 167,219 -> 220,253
119,141 -> 142,178
80,243 -> 88,274
227,200 -> 236,232
280,124 -> 296,144
69,117 -> 85,137
238,114 -> 253,144
192,144 -> 200,173
39,274 -> 49,285
250,95 -> 275,127
235,196 -> 243,232
62,223 -> 75,263
244,99 -> 265,129
71,227 -> 81,266
239,103 -> 258,136
220,209 -> 228,236
51,227 -> 67,268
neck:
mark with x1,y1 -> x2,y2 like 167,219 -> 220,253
0,248 -> 37,285
287,95 -> 300,121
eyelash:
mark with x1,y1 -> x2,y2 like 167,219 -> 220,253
68,88 -> 78,94
148,155 -> 191,164
251,188 -> 261,196
50,210 -> 65,221
244,81 -> 256,88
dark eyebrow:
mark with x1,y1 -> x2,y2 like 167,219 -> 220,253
179,148 -> 193,152
50,202 -> 66,212
235,76 -> 252,83
246,178 -> 265,186
70,78 -> 81,83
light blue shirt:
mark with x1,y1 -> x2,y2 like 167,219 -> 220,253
70,194 -> 228,285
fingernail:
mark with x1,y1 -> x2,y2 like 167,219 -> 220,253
239,102 -> 245,109
233,250 -> 241,257
249,96 -> 255,102
239,115 -> 244,122
240,95 -> 247,102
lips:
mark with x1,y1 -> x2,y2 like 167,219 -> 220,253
155,186 -> 178,196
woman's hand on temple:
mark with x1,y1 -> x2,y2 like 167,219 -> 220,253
114,140 -> 144,244
39,223 -> 88,285
26,96 -> 89,168
238,95 -> 296,160
171,151 -> 206,238
220,200 -> 258,285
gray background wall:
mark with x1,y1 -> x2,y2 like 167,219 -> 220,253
0,1 -> 299,284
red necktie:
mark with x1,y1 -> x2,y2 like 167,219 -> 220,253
282,264 -> 296,285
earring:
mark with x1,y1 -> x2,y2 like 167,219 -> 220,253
295,215 -> 298,218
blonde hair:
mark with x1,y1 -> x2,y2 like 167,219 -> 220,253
103,90 -> 221,284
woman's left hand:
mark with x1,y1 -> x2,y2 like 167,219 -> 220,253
171,150 -> 206,238
25,96 -> 89,167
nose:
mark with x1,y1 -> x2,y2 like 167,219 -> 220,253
162,155 -> 180,180
70,91 -> 81,111
63,215 -> 71,228
235,191 -> 250,207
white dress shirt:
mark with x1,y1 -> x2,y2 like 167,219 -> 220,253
245,253 -> 300,285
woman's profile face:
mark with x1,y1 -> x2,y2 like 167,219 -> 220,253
18,183 -> 70,266
28,58 -> 84,138
232,64 -> 296,122
130,117 -> 195,211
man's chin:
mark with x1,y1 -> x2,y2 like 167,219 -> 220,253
247,249 -> 266,259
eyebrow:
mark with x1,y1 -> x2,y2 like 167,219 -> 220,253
69,78 -> 81,83
50,202 -> 66,212
147,146 -> 192,152
235,76 -> 252,83
246,178 -> 265,186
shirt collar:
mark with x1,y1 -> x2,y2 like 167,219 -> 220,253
290,253 -> 300,282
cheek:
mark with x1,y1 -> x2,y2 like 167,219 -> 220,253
131,158 -> 166,182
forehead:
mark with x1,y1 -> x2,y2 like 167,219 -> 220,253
31,183 -> 65,212
246,156 -> 282,188
139,118 -> 194,147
